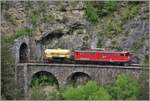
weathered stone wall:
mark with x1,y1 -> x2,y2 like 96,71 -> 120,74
16,63 -> 148,93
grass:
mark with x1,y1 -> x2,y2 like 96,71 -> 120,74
131,36 -> 145,53
85,2 -> 99,24
4,28 -> 32,43
122,5 -> 140,21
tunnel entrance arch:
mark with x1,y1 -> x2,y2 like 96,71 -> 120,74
30,71 -> 59,88
19,43 -> 28,63
66,72 -> 91,86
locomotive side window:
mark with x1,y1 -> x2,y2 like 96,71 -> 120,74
120,54 -> 125,56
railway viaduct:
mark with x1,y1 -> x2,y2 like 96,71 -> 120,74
16,63 -> 148,93
12,36 -> 149,94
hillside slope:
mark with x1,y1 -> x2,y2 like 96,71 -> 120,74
1,1 -> 149,64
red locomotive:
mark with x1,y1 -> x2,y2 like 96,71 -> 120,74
74,50 -> 132,65
44,48 -> 133,65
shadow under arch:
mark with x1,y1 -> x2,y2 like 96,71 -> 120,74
66,72 -> 92,87
30,71 -> 59,88
19,42 -> 28,63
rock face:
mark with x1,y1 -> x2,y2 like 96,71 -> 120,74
1,1 -> 149,65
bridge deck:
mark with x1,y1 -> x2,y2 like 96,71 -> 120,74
17,63 -> 149,69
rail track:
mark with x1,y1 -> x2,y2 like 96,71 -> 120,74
20,60 -> 149,69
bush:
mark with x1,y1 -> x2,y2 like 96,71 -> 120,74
99,0 -> 117,17
31,15 -> 39,25
4,28 -> 32,43
31,73 -> 58,87
26,85 -> 61,100
63,81 -> 111,100
122,5 -> 139,20
1,37 -> 24,100
27,86 -> 47,100
107,74 -> 140,100
85,2 -> 99,24
1,27 -> 32,99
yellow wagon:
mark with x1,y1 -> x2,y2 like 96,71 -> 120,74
43,48 -> 71,60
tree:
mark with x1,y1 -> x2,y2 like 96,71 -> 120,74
107,74 -> 140,100
63,81 -> 111,100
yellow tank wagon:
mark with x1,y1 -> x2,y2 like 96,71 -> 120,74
43,49 -> 71,60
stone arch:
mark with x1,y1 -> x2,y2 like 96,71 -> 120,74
66,71 -> 92,86
29,71 -> 59,88
19,43 -> 28,63
12,36 -> 30,63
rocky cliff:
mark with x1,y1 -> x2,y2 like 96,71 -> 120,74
1,1 -> 149,65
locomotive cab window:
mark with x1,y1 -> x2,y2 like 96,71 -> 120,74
125,53 -> 129,56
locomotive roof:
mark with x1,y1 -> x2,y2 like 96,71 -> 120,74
74,50 -> 129,54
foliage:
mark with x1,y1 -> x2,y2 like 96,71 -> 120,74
63,81 -> 111,100
1,26 -> 32,99
31,15 -> 39,25
26,85 -> 61,100
4,28 -> 32,43
1,36 -> 24,100
139,67 -> 149,100
85,2 -> 99,24
97,0 -> 117,17
85,1 -> 117,23
27,86 -> 47,100
27,74 -> 141,100
31,73 -> 58,87
41,15 -> 55,23
107,74 -> 140,100
122,5 -> 139,20
131,36 -> 145,53
98,18 -> 123,38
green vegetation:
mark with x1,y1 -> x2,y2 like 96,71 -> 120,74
63,81 -> 111,100
31,15 -> 39,25
122,5 -> 140,21
1,27 -> 32,99
97,0 -> 117,17
131,36 -> 145,53
1,37 -> 23,100
27,74 -> 141,100
85,2 -> 99,24
26,85 -> 61,100
85,1 -> 118,24
139,67 -> 149,100
107,74 -> 140,100
31,73 -> 58,87
4,28 -> 32,43
97,2 -> 140,38
41,15 -> 55,23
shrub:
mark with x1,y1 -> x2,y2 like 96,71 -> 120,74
96,0 -> 117,17
1,27 -> 32,99
31,15 -> 39,25
122,5 -> 139,20
27,86 -> 47,100
131,37 -> 145,53
63,81 -> 111,100
31,73 -> 58,87
85,2 -> 99,24
1,36 -> 24,100
107,74 -> 140,100
4,28 -> 32,43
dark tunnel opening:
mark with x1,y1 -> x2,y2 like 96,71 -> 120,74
19,43 -> 28,63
